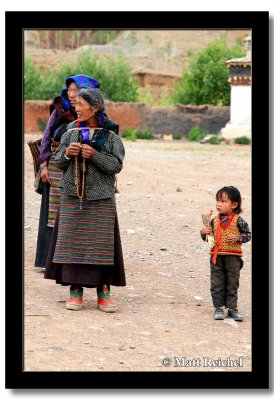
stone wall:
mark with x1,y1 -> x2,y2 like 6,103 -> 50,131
24,100 -> 230,137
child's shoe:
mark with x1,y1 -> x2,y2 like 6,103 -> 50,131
227,308 -> 243,321
97,285 -> 117,313
66,286 -> 83,311
214,307 -> 225,320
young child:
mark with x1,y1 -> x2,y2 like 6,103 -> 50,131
200,186 -> 251,321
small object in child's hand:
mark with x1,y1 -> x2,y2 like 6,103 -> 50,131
201,210 -> 214,248
201,213 -> 210,226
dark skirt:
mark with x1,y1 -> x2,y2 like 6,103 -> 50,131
34,158 -> 63,268
44,198 -> 126,289
34,183 -> 53,268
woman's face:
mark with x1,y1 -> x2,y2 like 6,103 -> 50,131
67,82 -> 79,108
75,96 -> 95,122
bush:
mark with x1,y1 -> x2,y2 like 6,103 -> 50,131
172,132 -> 182,140
121,128 -> 154,140
24,57 -> 43,100
135,129 -> 154,139
208,135 -> 221,145
121,128 -> 137,141
187,126 -> 206,142
102,55 -> 139,102
234,136 -> 251,145
38,119 -> 48,132
92,30 -> 118,44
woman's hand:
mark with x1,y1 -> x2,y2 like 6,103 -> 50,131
66,143 -> 82,157
40,167 -> 51,184
81,144 -> 96,159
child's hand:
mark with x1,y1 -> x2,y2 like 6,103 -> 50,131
226,234 -> 239,244
200,225 -> 213,235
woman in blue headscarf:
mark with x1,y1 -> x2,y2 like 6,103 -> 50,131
35,74 -> 111,271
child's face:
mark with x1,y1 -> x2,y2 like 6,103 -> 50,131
216,193 -> 238,215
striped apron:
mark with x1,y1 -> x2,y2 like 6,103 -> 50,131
52,194 -> 116,265
47,145 -> 63,228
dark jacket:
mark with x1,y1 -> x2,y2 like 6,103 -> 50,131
55,121 -> 125,201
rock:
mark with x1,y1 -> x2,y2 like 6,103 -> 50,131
176,187 -> 182,192
194,341 -> 209,346
88,326 -> 107,332
194,296 -> 203,305
199,135 -> 212,144
48,346 -> 63,351
157,272 -> 172,277
224,319 -> 239,328
139,331 -> 153,336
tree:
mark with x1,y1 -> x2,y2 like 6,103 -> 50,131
24,52 -> 140,102
172,38 -> 245,106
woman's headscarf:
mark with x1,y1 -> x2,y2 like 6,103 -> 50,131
61,74 -> 100,110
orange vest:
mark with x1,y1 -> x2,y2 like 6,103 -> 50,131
209,213 -> 243,257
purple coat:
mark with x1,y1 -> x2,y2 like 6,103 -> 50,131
38,98 -> 77,164
38,110 -> 58,163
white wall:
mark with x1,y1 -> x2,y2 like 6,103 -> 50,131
230,85 -> 251,123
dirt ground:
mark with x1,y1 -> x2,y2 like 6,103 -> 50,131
24,134 -> 252,372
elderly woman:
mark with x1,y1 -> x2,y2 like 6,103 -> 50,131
35,74 -> 106,271
44,88 -> 126,313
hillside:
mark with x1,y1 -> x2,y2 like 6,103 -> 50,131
25,29 -> 250,76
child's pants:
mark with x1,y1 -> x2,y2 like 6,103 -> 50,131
210,255 -> 243,309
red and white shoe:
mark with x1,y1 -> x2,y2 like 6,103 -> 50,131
66,286 -> 83,311
97,286 -> 117,313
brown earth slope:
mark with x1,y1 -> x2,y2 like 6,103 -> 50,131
25,29 -> 250,76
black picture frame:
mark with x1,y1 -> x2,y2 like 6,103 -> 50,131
5,11 -> 269,390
